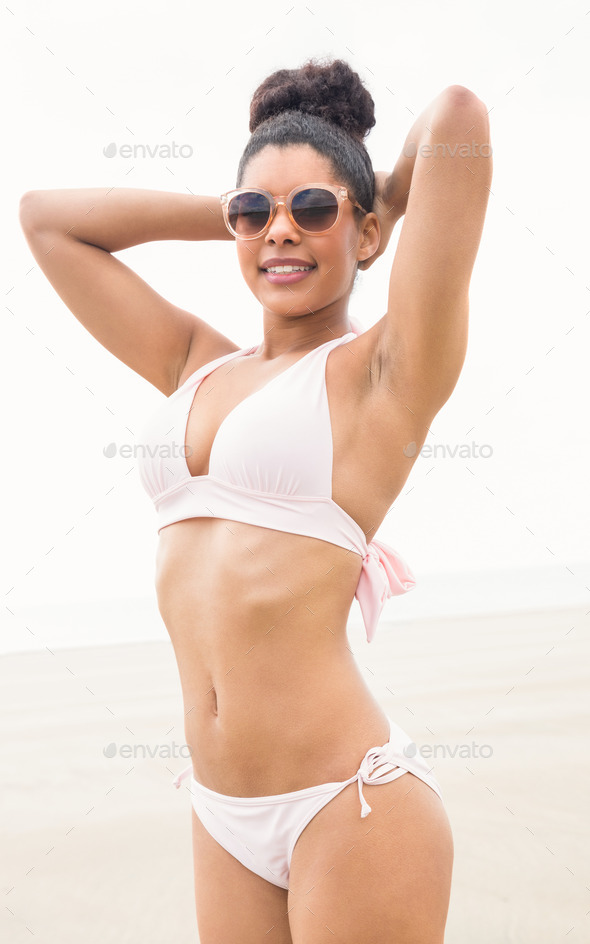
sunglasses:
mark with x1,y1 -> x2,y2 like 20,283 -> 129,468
219,183 -> 367,239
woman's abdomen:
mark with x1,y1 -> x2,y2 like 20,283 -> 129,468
155,517 -> 387,795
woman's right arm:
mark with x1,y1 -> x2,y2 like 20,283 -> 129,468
18,188 -> 236,395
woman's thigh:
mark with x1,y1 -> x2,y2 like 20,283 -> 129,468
287,772 -> 454,944
191,809 -> 293,944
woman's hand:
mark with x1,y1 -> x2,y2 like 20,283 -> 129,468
358,170 -> 406,271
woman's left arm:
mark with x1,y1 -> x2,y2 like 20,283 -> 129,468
363,85 -> 492,420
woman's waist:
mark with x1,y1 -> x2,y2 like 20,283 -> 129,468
182,691 -> 391,796
174,619 -> 366,723
162,574 -> 362,719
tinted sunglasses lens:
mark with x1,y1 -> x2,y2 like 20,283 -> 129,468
228,191 -> 271,236
292,188 -> 338,232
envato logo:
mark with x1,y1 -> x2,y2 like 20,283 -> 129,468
403,441 -> 493,459
403,141 -> 492,159
403,741 -> 493,760
103,141 -> 194,160
103,741 -> 192,760
103,442 -> 193,459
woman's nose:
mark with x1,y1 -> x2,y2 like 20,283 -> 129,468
265,200 -> 300,242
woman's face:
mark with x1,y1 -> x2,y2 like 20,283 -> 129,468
235,144 -> 376,327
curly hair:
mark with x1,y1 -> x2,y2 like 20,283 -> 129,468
235,57 -> 376,223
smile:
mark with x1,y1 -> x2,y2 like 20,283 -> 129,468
261,266 -> 316,284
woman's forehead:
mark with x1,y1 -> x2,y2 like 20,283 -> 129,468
241,144 -> 337,190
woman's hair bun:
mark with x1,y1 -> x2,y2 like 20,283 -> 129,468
249,57 -> 375,142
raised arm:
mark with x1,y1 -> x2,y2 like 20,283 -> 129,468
18,188 -> 236,395
370,85 -> 492,421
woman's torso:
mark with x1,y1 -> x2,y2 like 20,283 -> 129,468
150,328 -> 427,795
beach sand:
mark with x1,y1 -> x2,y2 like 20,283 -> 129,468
2,604 -> 588,943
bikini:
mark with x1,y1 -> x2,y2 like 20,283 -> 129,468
135,322 -> 443,890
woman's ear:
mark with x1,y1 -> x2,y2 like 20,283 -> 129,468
357,212 -> 380,270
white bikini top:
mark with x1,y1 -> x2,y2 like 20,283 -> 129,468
135,329 -> 416,642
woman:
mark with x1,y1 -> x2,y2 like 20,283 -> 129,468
20,58 -> 491,944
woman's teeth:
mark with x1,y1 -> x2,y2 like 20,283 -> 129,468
264,265 -> 313,273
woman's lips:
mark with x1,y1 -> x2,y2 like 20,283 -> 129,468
261,267 -> 316,284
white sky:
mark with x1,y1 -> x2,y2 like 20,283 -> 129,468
2,0 -> 589,623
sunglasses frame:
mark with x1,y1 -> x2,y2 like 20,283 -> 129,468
219,183 -> 367,240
